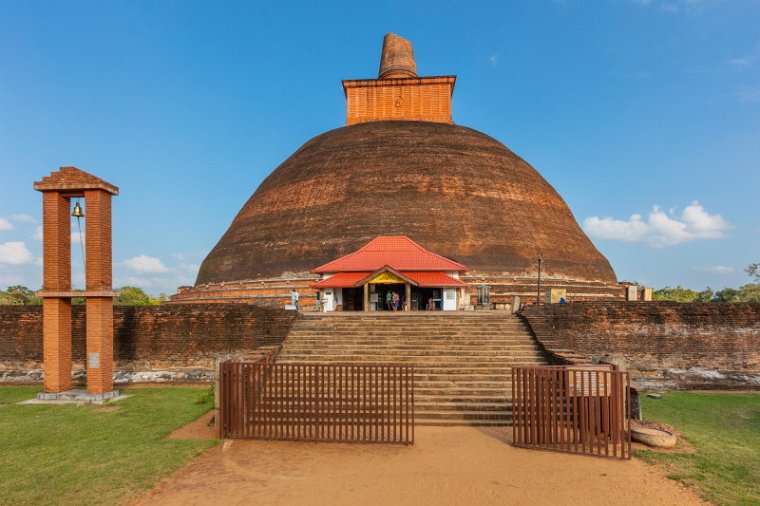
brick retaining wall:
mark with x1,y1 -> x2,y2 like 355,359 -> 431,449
0,304 -> 296,373
3,302 -> 759,389
520,302 -> 760,389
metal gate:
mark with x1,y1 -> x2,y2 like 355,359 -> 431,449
219,362 -> 414,444
512,366 -> 631,459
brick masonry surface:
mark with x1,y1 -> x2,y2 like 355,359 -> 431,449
0,304 -> 296,373
520,302 -> 760,389
3,302 -> 759,389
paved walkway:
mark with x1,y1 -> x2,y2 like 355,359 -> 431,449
134,421 -> 705,506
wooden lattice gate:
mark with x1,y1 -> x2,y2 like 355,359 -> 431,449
219,362 -> 414,444
512,366 -> 631,459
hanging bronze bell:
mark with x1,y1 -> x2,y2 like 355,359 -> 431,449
72,201 -> 85,218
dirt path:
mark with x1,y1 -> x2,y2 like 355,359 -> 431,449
136,423 -> 706,506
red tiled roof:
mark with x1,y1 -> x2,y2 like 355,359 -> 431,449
404,272 -> 468,287
313,236 -> 467,273
310,272 -> 371,288
310,269 -> 467,288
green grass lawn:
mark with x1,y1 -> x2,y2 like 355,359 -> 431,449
638,391 -> 760,506
0,386 -> 218,506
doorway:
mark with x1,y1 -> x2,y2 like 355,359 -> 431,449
412,287 -> 442,310
375,284 -> 406,311
343,287 -> 364,311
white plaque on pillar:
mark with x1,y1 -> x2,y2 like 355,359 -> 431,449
88,352 -> 100,369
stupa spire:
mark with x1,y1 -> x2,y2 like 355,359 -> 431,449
378,33 -> 418,79
343,33 -> 455,125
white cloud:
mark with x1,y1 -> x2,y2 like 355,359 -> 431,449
698,265 -> 735,274
33,226 -> 43,241
737,85 -> 760,104
659,3 -> 680,12
583,201 -> 731,247
0,272 -> 28,286
11,213 -> 36,223
0,242 -> 35,265
118,275 -> 158,287
0,218 -> 14,231
729,57 -> 752,67
728,44 -> 760,68
626,0 -> 722,13
71,232 -> 86,245
177,263 -> 200,274
122,254 -> 169,273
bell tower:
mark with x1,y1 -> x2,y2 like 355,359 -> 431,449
34,166 -> 119,398
342,33 -> 456,125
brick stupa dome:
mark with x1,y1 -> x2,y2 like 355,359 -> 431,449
174,34 -> 619,306
196,120 -> 616,286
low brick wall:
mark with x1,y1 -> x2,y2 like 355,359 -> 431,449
520,302 -> 760,389
0,304 -> 297,380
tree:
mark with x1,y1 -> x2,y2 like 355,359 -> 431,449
714,287 -> 741,303
737,283 -> 760,302
0,285 -> 41,305
653,286 -> 701,302
114,286 -> 162,306
652,286 -> 715,302
695,287 -> 714,302
747,263 -> 759,283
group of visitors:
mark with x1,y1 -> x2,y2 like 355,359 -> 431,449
385,290 -> 403,311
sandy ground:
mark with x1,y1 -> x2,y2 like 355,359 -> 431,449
134,412 -> 706,506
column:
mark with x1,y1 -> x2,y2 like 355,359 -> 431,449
85,298 -> 113,394
363,283 -> 370,312
42,191 -> 72,393
84,189 -> 114,394
405,284 -> 411,312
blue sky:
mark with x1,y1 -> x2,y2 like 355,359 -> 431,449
0,0 -> 758,295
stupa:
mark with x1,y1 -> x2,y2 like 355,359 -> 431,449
171,34 -> 620,307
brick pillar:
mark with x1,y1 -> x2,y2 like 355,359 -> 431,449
43,299 -> 72,392
42,192 -> 71,291
84,190 -> 112,291
42,192 -> 72,393
84,189 -> 114,394
85,298 -> 113,394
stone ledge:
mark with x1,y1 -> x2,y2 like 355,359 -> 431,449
36,290 -> 117,298
34,389 -> 122,403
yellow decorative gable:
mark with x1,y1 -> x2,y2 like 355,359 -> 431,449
369,271 -> 405,284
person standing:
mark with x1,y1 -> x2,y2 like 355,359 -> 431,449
290,289 -> 300,310
385,290 -> 392,311
392,291 -> 400,311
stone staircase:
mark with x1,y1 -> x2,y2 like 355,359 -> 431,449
277,312 -> 548,426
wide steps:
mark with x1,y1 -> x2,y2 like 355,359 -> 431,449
278,355 -> 544,364
282,340 -> 537,346
278,312 -> 546,426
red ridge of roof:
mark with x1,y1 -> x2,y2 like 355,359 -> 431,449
404,272 -> 468,287
312,236 -> 467,273
310,272 -> 371,288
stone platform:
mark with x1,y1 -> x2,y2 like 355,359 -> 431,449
32,389 -> 124,404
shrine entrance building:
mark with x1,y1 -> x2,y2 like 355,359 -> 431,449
311,236 -> 468,312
